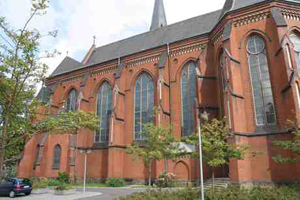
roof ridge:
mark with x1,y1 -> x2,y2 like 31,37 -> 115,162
65,56 -> 82,64
93,9 -> 222,53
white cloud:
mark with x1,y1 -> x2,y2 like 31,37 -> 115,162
0,0 -> 225,76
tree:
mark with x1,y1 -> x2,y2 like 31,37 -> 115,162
272,120 -> 300,164
0,0 -> 100,178
185,117 -> 249,190
126,123 -> 185,186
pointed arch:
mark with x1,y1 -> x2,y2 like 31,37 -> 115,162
130,68 -> 156,89
246,34 -> 276,125
52,144 -> 61,170
175,57 -> 199,82
181,61 -> 197,137
239,29 -> 272,50
289,30 -> 300,74
174,161 -> 189,181
93,78 -> 114,97
134,72 -> 155,140
95,81 -> 112,144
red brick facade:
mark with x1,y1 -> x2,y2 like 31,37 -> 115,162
18,0 -> 300,184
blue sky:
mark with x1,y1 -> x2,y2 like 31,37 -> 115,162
0,0 -> 225,76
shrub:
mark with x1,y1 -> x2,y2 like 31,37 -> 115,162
106,177 -> 126,187
47,179 -> 62,187
156,171 -> 177,188
30,178 -> 48,189
57,172 -> 70,184
118,185 -> 300,200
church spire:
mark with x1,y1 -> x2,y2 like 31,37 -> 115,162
150,0 -> 167,31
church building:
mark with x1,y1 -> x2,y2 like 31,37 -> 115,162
18,0 -> 300,185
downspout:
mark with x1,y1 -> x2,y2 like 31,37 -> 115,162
167,43 -> 171,122
165,43 -> 171,172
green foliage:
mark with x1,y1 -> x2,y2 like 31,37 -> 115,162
105,177 -> 126,187
273,120 -> 300,164
184,117 -> 250,191
30,178 -> 48,189
126,123 -> 185,185
57,172 -> 70,184
156,171 -> 177,188
0,0 -> 100,178
0,0 -> 54,176
118,186 -> 300,200
32,111 -> 100,136
185,118 -> 250,168
47,179 -> 62,187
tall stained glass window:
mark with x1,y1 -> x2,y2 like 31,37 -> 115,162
247,35 -> 276,125
134,73 -> 154,140
290,33 -> 300,74
66,89 -> 77,112
181,62 -> 197,137
95,82 -> 112,143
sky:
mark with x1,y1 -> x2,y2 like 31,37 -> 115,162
0,0 -> 225,76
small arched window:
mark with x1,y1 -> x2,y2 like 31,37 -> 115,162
290,33 -> 300,73
95,82 -> 112,143
247,35 -> 276,125
66,89 -> 78,112
181,62 -> 197,137
52,145 -> 61,170
134,73 -> 154,140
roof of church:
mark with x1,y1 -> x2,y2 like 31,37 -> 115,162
85,9 -> 222,66
51,56 -> 83,78
50,0 -> 300,78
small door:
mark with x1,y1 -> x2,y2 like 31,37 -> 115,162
174,162 -> 189,181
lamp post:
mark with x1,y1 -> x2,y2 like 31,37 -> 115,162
198,108 -> 207,200
80,149 -> 92,193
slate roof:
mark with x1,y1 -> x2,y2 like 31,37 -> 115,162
50,56 -> 83,77
49,0 -> 300,78
86,9 -> 222,66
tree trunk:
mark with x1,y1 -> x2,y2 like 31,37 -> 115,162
0,150 -> 4,178
148,160 -> 152,186
164,157 -> 168,172
212,167 -> 215,197
0,112 -> 10,178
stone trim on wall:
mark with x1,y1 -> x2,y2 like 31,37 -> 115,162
60,75 -> 84,84
91,65 -> 118,77
281,8 -> 300,21
233,10 -> 270,27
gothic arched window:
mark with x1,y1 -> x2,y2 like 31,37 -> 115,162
66,89 -> 78,112
134,73 -> 154,140
95,82 -> 112,143
181,62 -> 197,137
247,35 -> 276,125
290,33 -> 300,73
52,145 -> 61,169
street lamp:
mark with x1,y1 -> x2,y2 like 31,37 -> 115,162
80,149 -> 92,193
197,108 -> 208,200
